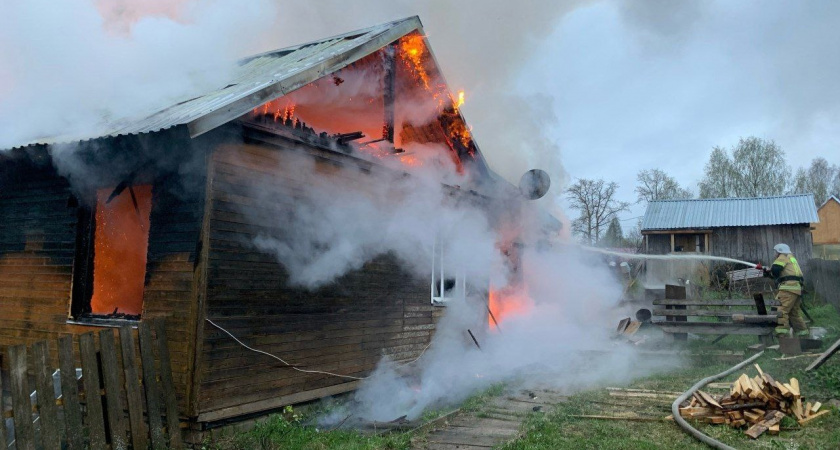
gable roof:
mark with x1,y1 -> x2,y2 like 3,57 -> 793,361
641,194 -> 820,231
818,195 -> 840,210
5,17 -> 422,150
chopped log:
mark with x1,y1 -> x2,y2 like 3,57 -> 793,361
811,402 -> 822,414
789,378 -> 801,399
745,410 -> 784,439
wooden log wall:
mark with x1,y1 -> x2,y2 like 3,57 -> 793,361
0,152 -> 205,416
196,142 -> 438,422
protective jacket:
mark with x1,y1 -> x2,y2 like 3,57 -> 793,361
770,253 -> 803,295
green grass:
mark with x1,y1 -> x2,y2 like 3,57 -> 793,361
201,411 -> 412,450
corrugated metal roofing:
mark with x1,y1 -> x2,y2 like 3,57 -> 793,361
641,194 -> 820,230
5,16 -> 421,151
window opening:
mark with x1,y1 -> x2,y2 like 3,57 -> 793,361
71,184 -> 152,321
431,234 -> 465,305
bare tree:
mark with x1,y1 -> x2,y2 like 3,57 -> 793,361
698,146 -> 736,198
699,138 -> 790,198
625,219 -> 644,249
730,137 -> 790,197
636,168 -> 693,203
790,157 -> 839,205
566,178 -> 630,245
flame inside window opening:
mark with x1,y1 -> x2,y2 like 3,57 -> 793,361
90,185 -> 152,316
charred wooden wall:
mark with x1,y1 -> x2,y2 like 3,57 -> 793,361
196,139 -> 438,423
0,143 -> 205,415
643,225 -> 813,265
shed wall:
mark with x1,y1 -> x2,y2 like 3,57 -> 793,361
197,141 -> 439,422
643,225 -> 813,265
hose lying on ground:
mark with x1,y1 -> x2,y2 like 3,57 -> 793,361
671,351 -> 765,450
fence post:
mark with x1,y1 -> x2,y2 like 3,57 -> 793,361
9,345 -> 36,450
79,333 -> 107,449
58,335 -> 85,450
120,325 -> 148,450
32,341 -> 61,450
0,351 -> 7,447
99,329 -> 129,450
155,319 -> 184,448
139,321 -> 166,449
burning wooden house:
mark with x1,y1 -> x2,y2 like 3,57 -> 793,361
0,16 -> 542,440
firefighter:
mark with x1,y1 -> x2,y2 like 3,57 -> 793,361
761,243 -> 809,337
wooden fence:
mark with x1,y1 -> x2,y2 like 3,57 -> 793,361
806,258 -> 840,313
1,319 -> 182,449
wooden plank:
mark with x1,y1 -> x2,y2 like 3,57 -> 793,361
119,326 -> 148,450
79,333 -> 107,449
653,323 -> 775,335
9,345 -> 36,450
806,336 -> 840,371
98,329 -> 129,450
32,341 -> 61,450
58,335 -> 85,450
139,321 -> 166,449
155,319 -> 184,448
799,409 -> 830,425
0,355 -> 5,449
652,309 -> 770,318
653,299 -> 780,307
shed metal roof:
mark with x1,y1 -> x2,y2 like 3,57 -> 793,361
641,194 -> 819,230
5,16 -> 422,150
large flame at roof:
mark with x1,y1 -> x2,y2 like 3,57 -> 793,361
243,32 -> 477,175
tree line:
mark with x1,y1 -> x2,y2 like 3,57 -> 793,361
567,136 -> 840,246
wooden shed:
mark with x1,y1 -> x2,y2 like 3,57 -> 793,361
641,195 -> 819,266
812,196 -> 840,259
0,17 -> 514,440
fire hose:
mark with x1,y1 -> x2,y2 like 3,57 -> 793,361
671,350 -> 765,450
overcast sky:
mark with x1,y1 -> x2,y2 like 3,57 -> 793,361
511,0 -> 840,225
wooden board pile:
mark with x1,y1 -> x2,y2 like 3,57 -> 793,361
678,364 -> 830,439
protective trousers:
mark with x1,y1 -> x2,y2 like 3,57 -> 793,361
775,290 -> 808,335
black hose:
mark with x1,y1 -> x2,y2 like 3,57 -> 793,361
671,351 -> 765,450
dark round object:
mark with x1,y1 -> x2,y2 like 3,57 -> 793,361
519,169 -> 551,200
636,308 -> 652,323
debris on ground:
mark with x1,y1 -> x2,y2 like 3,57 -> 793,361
678,363 -> 830,439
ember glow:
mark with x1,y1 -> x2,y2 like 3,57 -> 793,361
90,185 -> 152,316
488,286 -> 533,329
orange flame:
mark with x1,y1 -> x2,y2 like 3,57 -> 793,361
454,90 -> 465,112
488,286 -> 532,330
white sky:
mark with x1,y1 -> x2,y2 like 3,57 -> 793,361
508,0 -> 840,226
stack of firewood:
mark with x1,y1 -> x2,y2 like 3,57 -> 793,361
678,364 -> 829,439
